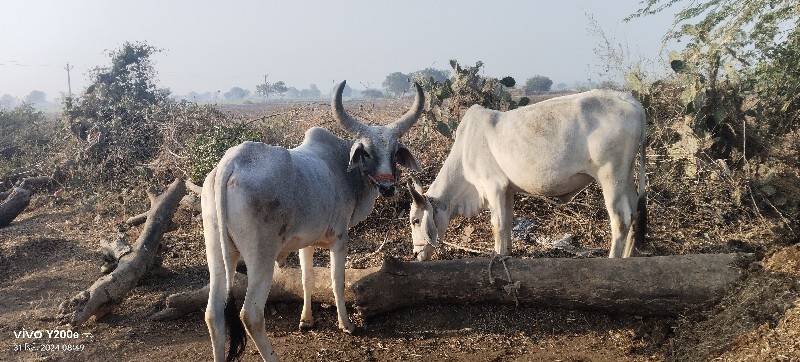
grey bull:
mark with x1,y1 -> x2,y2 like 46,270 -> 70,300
408,89 -> 647,260
203,81 -> 423,361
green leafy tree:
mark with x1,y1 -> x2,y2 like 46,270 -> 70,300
499,76 -> 516,88
630,0 -> 798,69
64,41 -> 169,179
284,87 -> 299,98
0,103 -> 57,175
382,72 -> 410,97
61,41 -> 228,187
411,67 -> 450,83
525,75 -> 553,94
630,0 -> 800,158
361,89 -> 384,99
1,94 -> 16,108
224,87 -> 250,100
300,84 -> 321,98
272,81 -> 288,97
256,82 -> 273,98
753,29 -> 800,133
25,90 -> 47,105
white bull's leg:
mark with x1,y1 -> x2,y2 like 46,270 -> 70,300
329,232 -> 355,333
623,181 -> 641,258
204,237 -> 229,362
488,188 -> 514,256
599,175 -> 634,258
202,190 -> 230,362
239,255 -> 279,362
298,246 -> 315,330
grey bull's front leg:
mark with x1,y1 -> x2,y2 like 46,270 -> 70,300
329,234 -> 355,333
298,246 -> 315,330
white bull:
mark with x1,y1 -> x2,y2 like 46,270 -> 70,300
203,81 -> 423,361
408,89 -> 646,260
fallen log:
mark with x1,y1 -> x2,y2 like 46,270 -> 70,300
18,176 -> 53,191
0,187 -> 32,227
156,253 -> 750,320
58,178 -> 186,326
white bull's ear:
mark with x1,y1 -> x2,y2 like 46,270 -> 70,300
396,143 -> 421,172
407,179 -> 426,205
348,141 -> 369,171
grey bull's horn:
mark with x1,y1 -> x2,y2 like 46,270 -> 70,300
332,80 -> 368,136
388,82 -> 425,136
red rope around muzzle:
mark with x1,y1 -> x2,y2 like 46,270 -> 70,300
373,173 -> 395,183
364,172 -> 396,188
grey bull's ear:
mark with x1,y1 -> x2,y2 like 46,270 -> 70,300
348,141 -> 369,171
396,143 -> 421,172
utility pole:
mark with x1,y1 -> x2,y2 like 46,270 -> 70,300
65,62 -> 74,96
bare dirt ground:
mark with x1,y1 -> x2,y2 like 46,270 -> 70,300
1,99 -> 799,361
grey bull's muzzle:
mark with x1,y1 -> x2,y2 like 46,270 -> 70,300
370,173 -> 397,197
377,181 -> 396,197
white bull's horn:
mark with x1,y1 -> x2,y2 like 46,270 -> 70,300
332,80 -> 368,136
388,82 -> 425,136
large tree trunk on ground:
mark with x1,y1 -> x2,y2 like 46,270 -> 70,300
156,253 -> 750,320
0,187 -> 31,227
58,178 -> 186,326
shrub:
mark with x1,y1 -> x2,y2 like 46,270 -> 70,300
184,123 -> 262,184
0,103 -> 62,183
415,60 -> 516,138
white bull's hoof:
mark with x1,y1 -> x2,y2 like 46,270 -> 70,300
298,319 -> 314,331
339,319 -> 356,334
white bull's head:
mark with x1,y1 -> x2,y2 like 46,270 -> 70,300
332,80 -> 423,197
407,175 -> 447,260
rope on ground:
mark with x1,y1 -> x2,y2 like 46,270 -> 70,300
442,240 -> 492,255
350,235 -> 390,265
488,252 -> 521,307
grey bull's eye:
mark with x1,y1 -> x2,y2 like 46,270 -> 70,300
412,218 -> 421,225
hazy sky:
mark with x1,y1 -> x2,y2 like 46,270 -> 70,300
1,0 -> 678,100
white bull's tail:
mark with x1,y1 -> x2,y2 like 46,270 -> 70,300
635,112 -> 647,248
212,159 -> 247,361
214,159 -> 237,293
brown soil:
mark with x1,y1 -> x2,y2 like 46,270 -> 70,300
1,99 -> 798,361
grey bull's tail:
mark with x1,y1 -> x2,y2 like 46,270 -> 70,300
634,117 -> 647,248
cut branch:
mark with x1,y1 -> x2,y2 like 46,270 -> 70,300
58,178 -> 186,326
126,191 -> 201,227
185,179 -> 203,195
0,187 -> 32,227
156,253 -> 750,320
